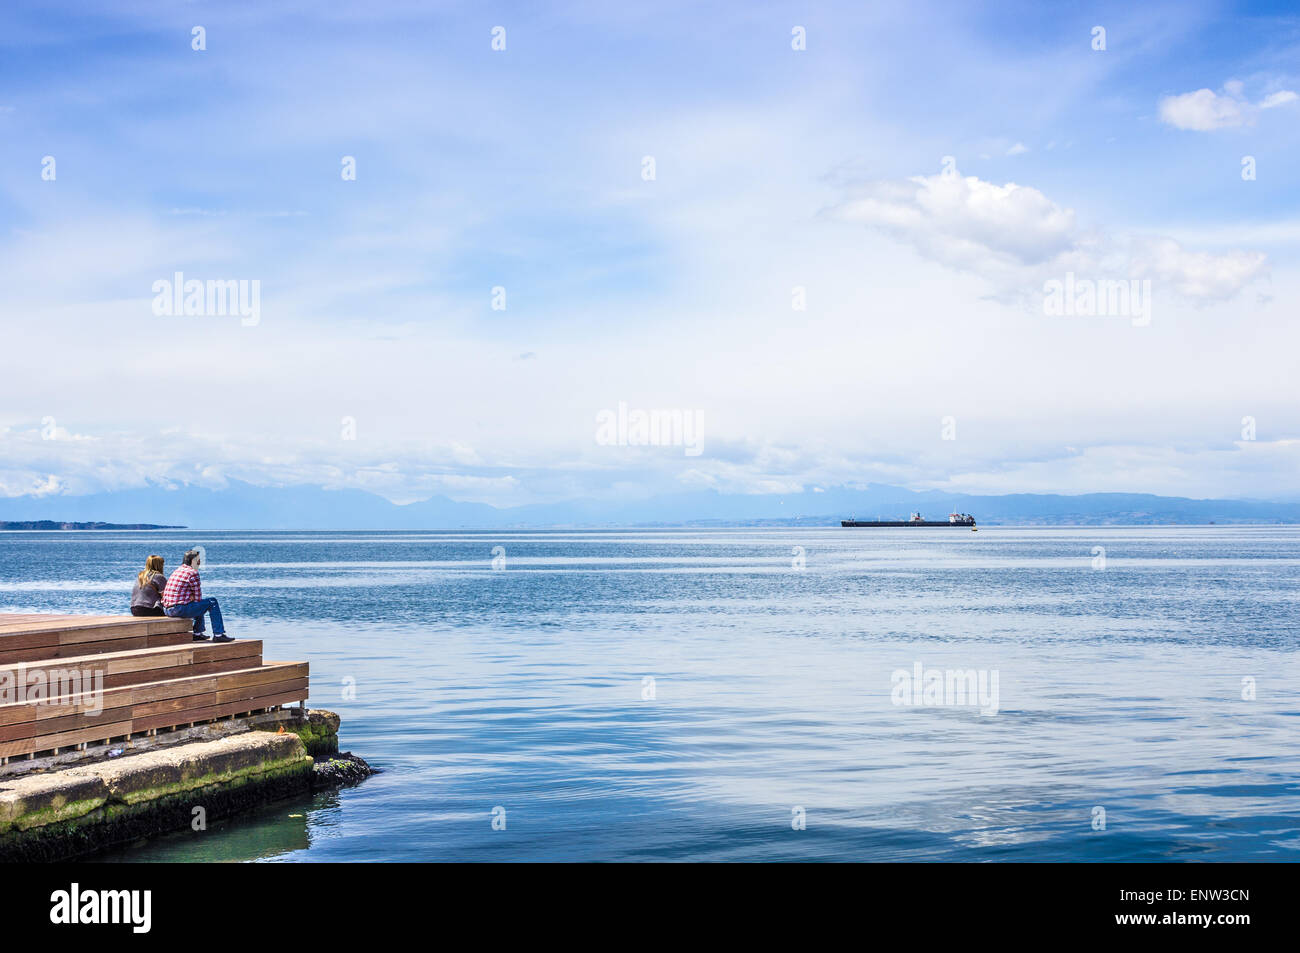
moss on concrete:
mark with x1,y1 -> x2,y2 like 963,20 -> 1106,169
0,710 -> 363,862
8,796 -> 108,833
0,758 -> 314,862
290,721 -> 338,757
0,732 -> 314,862
256,709 -> 340,757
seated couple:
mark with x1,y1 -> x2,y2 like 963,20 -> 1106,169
130,550 -> 234,643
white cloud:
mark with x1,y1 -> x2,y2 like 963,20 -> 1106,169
833,173 -> 1079,272
1159,88 -> 1246,130
1260,90 -> 1299,109
930,440 -> 1300,501
0,474 -> 66,498
1129,238 -> 1268,300
1158,82 -> 1298,131
832,172 -> 1267,304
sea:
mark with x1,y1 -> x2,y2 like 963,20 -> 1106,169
0,526 -> 1296,862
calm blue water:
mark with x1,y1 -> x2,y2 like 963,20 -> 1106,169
1,527 -> 1298,862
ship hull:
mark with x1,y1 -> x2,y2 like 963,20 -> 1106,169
841,520 -> 975,527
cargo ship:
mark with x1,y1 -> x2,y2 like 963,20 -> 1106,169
842,511 -> 976,529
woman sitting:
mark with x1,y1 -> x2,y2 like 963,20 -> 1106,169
130,555 -> 167,617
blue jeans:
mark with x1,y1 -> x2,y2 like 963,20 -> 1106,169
165,597 -> 225,635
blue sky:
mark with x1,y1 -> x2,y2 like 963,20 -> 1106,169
1,0 -> 1298,507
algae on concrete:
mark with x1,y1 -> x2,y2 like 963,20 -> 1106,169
0,731 -> 312,862
258,709 -> 340,757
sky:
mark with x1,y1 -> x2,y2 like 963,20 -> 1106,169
1,0 -> 1298,508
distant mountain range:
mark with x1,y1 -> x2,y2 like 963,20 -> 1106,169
1,480 -> 1297,529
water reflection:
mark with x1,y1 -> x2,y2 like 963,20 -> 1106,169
91,790 -> 342,863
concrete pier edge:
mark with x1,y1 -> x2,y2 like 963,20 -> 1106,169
0,708 -> 361,862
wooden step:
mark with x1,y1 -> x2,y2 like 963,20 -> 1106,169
129,684 -> 308,736
0,662 -> 310,758
0,662 -> 308,745
5,640 -> 263,686
0,614 -> 194,665
0,614 -> 309,762
0,662 -> 308,726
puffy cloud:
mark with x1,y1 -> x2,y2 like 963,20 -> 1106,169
1260,90 -> 1299,109
1129,239 -> 1268,301
1158,82 -> 1298,131
834,173 -> 1079,272
833,172 -> 1267,304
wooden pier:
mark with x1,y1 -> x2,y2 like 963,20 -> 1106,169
0,614 -> 308,764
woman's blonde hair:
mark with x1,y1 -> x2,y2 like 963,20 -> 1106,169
137,555 -> 165,586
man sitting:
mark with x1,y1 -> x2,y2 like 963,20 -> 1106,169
162,549 -> 234,643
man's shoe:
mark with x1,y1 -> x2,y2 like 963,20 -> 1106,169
192,633 -> 211,642
212,634 -> 235,643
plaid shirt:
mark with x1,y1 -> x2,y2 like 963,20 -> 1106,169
162,564 -> 202,607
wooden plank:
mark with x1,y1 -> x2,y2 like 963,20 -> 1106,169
57,623 -> 149,645
0,663 -> 306,728
0,721 -> 133,759
101,656 -> 260,689
6,678 -> 216,725
216,676 -> 309,706
132,687 -> 308,734
228,685 -> 309,715
0,613 -> 122,628
0,613 -> 163,628
0,616 -> 136,636
0,680 -> 309,758
9,648 -> 195,681
5,639 -> 195,676
0,615 -> 191,648
196,641 -> 263,661
211,663 -> 307,692
0,703 -> 43,728
0,632 -> 62,653
38,627 -> 194,655
0,636 -> 151,665
46,670 -> 306,729
0,614 -> 76,626
63,621 -> 192,644
61,675 -> 222,713
0,703 -> 137,743
146,632 -> 196,648
3,644 -> 265,707
124,668 -> 306,720
16,640 -> 262,680
0,634 -> 192,666
0,684 -> 125,727
96,648 -> 197,677
130,691 -> 218,721
145,618 -> 194,635
0,666 -> 105,705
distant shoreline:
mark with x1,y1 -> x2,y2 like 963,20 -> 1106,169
0,521 -> 186,531
1,522 -> 1295,532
